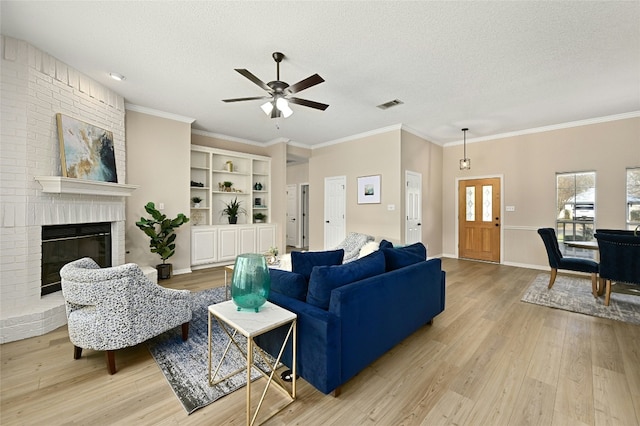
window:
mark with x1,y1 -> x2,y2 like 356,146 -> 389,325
627,167 -> 640,231
556,171 -> 596,244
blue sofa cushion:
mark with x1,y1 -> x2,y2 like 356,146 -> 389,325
269,269 -> 308,301
291,249 -> 345,281
379,239 -> 394,249
382,242 -> 426,271
307,250 -> 385,310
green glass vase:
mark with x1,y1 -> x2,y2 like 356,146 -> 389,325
231,253 -> 271,312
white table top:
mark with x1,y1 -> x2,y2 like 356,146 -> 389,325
208,300 -> 296,338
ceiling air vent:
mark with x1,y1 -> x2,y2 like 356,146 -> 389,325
377,99 -> 404,110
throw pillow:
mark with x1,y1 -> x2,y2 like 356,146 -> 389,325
291,249 -> 345,282
269,269 -> 308,301
358,241 -> 379,259
382,242 -> 426,271
307,250 -> 385,310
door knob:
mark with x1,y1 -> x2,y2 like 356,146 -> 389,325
325,220 -> 330,223
417,223 -> 422,226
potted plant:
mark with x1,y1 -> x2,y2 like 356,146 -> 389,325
192,196 -> 202,208
136,202 -> 190,279
253,212 -> 266,223
223,181 -> 233,192
221,197 -> 246,224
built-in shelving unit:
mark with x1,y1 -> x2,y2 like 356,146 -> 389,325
190,145 -> 275,267
190,145 -> 271,226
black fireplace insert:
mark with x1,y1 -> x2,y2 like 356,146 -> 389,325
41,222 -> 112,296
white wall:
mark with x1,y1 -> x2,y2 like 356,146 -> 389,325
0,36 -> 127,343
442,116 -> 640,268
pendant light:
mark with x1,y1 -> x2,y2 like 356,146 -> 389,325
459,128 -> 471,170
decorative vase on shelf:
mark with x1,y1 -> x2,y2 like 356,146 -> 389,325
231,253 -> 271,312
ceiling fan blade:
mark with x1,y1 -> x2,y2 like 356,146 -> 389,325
235,69 -> 271,92
287,74 -> 325,94
288,97 -> 329,111
222,96 -> 270,103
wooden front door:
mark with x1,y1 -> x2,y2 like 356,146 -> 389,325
458,178 -> 501,262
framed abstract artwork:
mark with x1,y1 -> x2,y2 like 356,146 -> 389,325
56,113 -> 117,183
357,175 -> 381,204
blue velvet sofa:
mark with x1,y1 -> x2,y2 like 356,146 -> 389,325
255,242 -> 446,395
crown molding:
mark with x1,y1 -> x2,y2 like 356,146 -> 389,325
125,104 -> 195,123
312,124 -> 403,150
444,111 -> 640,146
191,129 -> 265,147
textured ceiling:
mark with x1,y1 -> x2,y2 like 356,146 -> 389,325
1,1 -> 639,147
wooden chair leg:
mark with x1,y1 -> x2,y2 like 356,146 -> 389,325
591,273 -> 598,298
604,280 -> 612,306
106,350 -> 116,374
181,322 -> 189,341
332,386 -> 342,397
598,277 -> 606,296
548,268 -> 558,289
73,345 -> 83,360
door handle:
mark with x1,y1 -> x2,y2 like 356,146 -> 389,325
326,220 -> 330,223
495,223 -> 499,227
292,218 -> 296,221
417,223 -> 422,226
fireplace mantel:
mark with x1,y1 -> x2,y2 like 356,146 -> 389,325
35,176 -> 138,197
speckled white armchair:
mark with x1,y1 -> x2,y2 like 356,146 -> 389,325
60,257 -> 192,374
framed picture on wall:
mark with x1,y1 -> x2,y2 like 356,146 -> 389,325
357,175 -> 381,204
56,113 -> 118,183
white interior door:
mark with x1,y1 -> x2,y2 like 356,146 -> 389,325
324,176 -> 346,249
286,184 -> 298,247
405,170 -> 422,245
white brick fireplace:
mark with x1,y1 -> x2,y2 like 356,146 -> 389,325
0,36 -> 130,343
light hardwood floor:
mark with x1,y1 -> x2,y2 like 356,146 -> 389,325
1,258 -> 639,425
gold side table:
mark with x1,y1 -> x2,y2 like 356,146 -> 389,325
208,300 -> 296,426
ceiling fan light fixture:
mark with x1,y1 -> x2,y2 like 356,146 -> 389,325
276,97 -> 293,118
261,101 -> 274,115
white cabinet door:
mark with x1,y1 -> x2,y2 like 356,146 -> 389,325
237,226 -> 257,255
217,227 -> 238,262
191,228 -> 217,265
257,225 -> 276,253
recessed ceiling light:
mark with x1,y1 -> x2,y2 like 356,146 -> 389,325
109,72 -> 125,81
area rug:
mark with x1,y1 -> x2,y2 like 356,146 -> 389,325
521,273 -> 640,325
147,287 -> 275,414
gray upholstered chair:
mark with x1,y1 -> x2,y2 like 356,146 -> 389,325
60,257 -> 192,374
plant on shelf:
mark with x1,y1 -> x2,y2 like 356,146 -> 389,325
136,202 -> 189,279
221,197 -> 246,224
223,181 -> 233,192
253,212 -> 266,223
191,196 -> 203,208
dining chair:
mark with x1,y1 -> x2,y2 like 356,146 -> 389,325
594,232 -> 640,306
537,228 -> 599,296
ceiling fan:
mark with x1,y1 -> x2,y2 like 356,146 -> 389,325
222,52 -> 329,118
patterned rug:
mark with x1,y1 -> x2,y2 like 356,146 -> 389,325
521,273 -> 640,325
147,287 -> 274,414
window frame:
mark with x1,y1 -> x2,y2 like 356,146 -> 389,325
627,167 -> 640,231
555,171 -> 597,245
